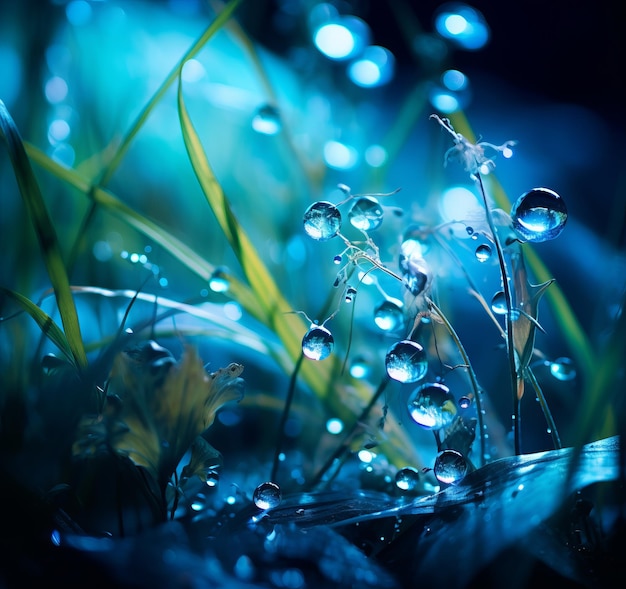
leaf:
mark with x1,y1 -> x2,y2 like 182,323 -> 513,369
0,100 -> 87,369
0,287 -> 75,366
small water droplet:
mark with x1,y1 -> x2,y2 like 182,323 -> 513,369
191,494 -> 207,511
303,201 -> 341,241
374,298 -> 404,331
549,357 -> 576,381
395,467 -> 420,491
348,196 -> 384,231
333,254 -> 343,264
251,104 -> 281,135
209,267 -> 229,293
433,449 -> 468,485
385,340 -> 428,383
466,226 -> 474,236
407,382 -> 457,429
511,187 -> 567,242
253,481 -> 282,510
490,291 -> 508,315
302,324 -> 334,360
459,395 -> 472,409
399,239 -> 431,296
345,285 -> 357,303
475,243 -> 492,262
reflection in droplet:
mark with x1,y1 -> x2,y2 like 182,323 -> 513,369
433,449 -> 468,485
348,196 -> 383,231
475,243 -> 492,262
399,239 -> 430,296
407,382 -> 457,429
303,201 -> 341,240
385,340 -> 428,383
490,291 -> 507,315
395,467 -> 420,491
302,325 -> 334,360
550,357 -> 576,381
252,104 -> 282,135
253,481 -> 282,510
459,395 -> 472,409
510,188 -> 567,243
374,298 -> 404,332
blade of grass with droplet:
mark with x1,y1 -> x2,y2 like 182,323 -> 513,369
0,100 -> 87,369
0,287 -> 75,365
98,0 -> 243,186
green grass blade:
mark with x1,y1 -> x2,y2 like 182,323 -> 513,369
0,100 -> 87,369
98,0 -> 243,186
0,287 -> 76,366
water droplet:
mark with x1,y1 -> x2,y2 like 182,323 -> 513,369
302,325 -> 334,360
303,201 -> 341,241
466,226 -> 474,236
395,467 -> 420,491
252,104 -> 281,135
511,187 -> 567,242
407,382 -> 457,429
550,357 -> 576,381
348,196 -> 384,231
459,395 -> 472,409
433,449 -> 468,485
374,298 -> 404,332
253,481 -> 282,510
475,244 -> 492,262
349,355 -> 370,379
385,340 -> 428,383
345,285 -> 357,303
191,494 -> 207,511
399,239 -> 431,296
490,291 -> 507,315
333,254 -> 343,264
209,267 -> 229,293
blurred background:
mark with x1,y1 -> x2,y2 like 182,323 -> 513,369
1,0 -> 624,465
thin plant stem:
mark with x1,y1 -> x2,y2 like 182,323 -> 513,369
426,297 -> 486,466
526,366 -> 562,449
475,173 -> 521,454
306,377 -> 390,490
271,351 -> 305,482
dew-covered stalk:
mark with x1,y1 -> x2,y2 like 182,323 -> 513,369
526,366 -> 562,449
425,297 -> 486,466
474,173 -> 521,454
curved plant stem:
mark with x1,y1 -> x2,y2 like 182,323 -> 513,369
526,366 -> 562,449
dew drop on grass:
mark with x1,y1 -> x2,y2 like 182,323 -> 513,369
385,340 -> 427,383
490,291 -> 507,315
407,382 -> 457,429
303,201 -> 342,241
550,357 -> 576,381
433,449 -> 468,485
253,481 -> 282,510
395,467 -> 420,491
511,187 -> 567,242
399,239 -> 430,296
348,195 -> 384,231
374,298 -> 404,331
251,104 -> 281,135
475,243 -> 492,262
209,267 -> 229,293
459,395 -> 472,409
302,324 -> 334,360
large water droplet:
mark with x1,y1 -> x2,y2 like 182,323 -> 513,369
302,325 -> 334,360
209,267 -> 229,293
395,467 -> 420,491
303,201 -> 341,241
399,239 -> 430,296
490,291 -> 507,315
475,244 -> 492,262
385,340 -> 428,383
433,449 -> 468,485
374,298 -> 404,332
511,187 -> 567,243
550,357 -> 576,381
407,382 -> 457,429
348,196 -> 384,231
253,481 -> 282,510
251,104 -> 282,135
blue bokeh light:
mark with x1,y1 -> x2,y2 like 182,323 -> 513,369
348,45 -> 395,88
434,3 -> 490,50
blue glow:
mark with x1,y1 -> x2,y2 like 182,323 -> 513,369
429,90 -> 460,113
48,119 -> 71,143
0,45 -> 22,107
323,140 -> 358,169
45,76 -> 68,104
66,0 -> 92,26
314,23 -> 355,59
440,186 -> 483,234
434,4 -> 490,50
365,144 -> 387,167
442,69 -> 468,91
348,46 -> 395,88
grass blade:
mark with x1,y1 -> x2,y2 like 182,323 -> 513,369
0,100 -> 87,369
0,287 -> 75,366
98,0 -> 244,186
